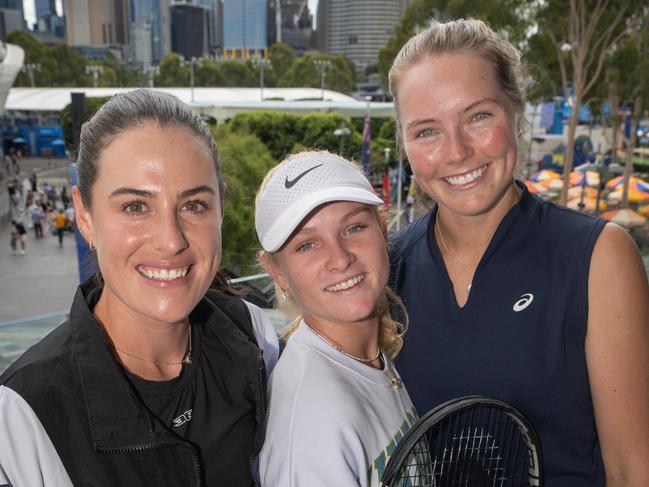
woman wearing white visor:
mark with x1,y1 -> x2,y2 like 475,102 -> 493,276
255,151 -> 415,486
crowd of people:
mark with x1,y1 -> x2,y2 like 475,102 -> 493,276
7,164 -> 75,254
0,18 -> 648,487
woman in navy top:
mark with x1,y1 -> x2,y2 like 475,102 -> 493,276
388,18 -> 649,486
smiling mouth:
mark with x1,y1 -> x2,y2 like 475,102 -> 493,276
444,164 -> 488,186
137,265 -> 190,281
325,274 -> 365,292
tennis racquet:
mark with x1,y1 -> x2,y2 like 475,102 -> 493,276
381,395 -> 543,487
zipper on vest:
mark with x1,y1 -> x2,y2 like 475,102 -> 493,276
249,349 -> 267,487
99,440 -> 205,486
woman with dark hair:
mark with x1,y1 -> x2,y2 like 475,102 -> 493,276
0,89 -> 279,486
388,18 -> 649,486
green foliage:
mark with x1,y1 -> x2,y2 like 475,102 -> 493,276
219,60 -> 257,87
60,96 -> 111,152
195,58 -> 226,86
214,125 -> 276,274
269,43 -> 295,76
155,53 -> 188,87
377,0 -> 526,87
227,111 -> 360,160
228,111 -> 299,159
280,54 -> 355,92
5,30 -> 141,88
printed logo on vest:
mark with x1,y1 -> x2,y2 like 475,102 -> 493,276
173,409 -> 192,428
513,293 -> 534,312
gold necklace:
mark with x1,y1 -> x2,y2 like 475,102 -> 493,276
435,216 -> 472,297
113,325 -> 192,366
302,321 -> 380,363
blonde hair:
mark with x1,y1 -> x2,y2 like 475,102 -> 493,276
389,19 -> 526,128
256,150 -> 408,358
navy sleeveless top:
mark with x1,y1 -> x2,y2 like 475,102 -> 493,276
390,182 -> 607,486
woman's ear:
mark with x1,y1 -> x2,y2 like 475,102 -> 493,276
259,250 -> 289,292
72,186 -> 94,246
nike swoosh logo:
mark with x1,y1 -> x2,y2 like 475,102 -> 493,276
284,164 -> 323,188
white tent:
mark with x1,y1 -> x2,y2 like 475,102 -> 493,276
5,87 -> 396,121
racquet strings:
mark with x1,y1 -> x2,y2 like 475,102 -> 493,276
392,404 -> 531,486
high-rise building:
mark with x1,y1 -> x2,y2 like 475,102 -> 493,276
170,2 -> 209,59
66,0 -> 128,46
129,0 -> 171,64
0,0 -> 23,40
269,0 -> 313,55
317,0 -> 408,71
223,0 -> 267,58
192,0 -> 223,54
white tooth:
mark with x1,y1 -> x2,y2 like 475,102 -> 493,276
161,269 -> 170,280
169,269 -> 178,280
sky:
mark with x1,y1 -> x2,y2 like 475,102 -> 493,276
22,0 -> 63,28
308,0 -> 318,27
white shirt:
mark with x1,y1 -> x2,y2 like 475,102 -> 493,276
260,321 -> 416,486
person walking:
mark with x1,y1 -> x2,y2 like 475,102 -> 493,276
53,208 -> 66,247
30,202 -> 44,238
11,219 -> 27,255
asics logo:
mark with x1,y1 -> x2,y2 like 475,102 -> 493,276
284,164 -> 323,188
513,293 -> 534,312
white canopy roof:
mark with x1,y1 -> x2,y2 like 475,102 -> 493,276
5,87 -> 396,120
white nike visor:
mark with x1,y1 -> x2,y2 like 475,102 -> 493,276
255,151 -> 383,252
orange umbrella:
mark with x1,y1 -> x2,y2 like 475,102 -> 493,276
567,197 -> 606,212
606,175 -> 649,190
569,170 -> 600,187
567,186 -> 598,199
529,169 -> 561,182
525,181 -> 547,193
539,178 -> 564,191
638,204 -> 649,217
601,208 -> 647,227
606,188 -> 649,204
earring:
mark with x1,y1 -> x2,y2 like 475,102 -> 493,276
280,289 -> 287,301
518,128 -> 524,137
88,241 -> 96,251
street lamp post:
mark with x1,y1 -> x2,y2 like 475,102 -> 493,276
144,65 -> 160,88
251,56 -> 271,101
85,65 -> 104,88
314,59 -> 331,100
22,63 -> 41,88
182,57 -> 198,102
333,126 -> 351,155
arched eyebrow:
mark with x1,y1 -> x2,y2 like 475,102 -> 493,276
109,185 -> 215,200
109,187 -> 152,199
179,185 -> 215,199
405,97 -> 501,131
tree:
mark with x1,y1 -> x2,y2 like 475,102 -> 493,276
213,125 -> 276,275
219,60 -> 256,87
269,43 -> 295,76
604,15 -> 649,206
377,0 -> 525,86
195,58 -> 226,86
227,111 -> 360,160
279,54 -> 355,93
5,30 -> 54,86
60,96 -> 111,151
532,0 -> 643,204
154,53 -> 188,87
